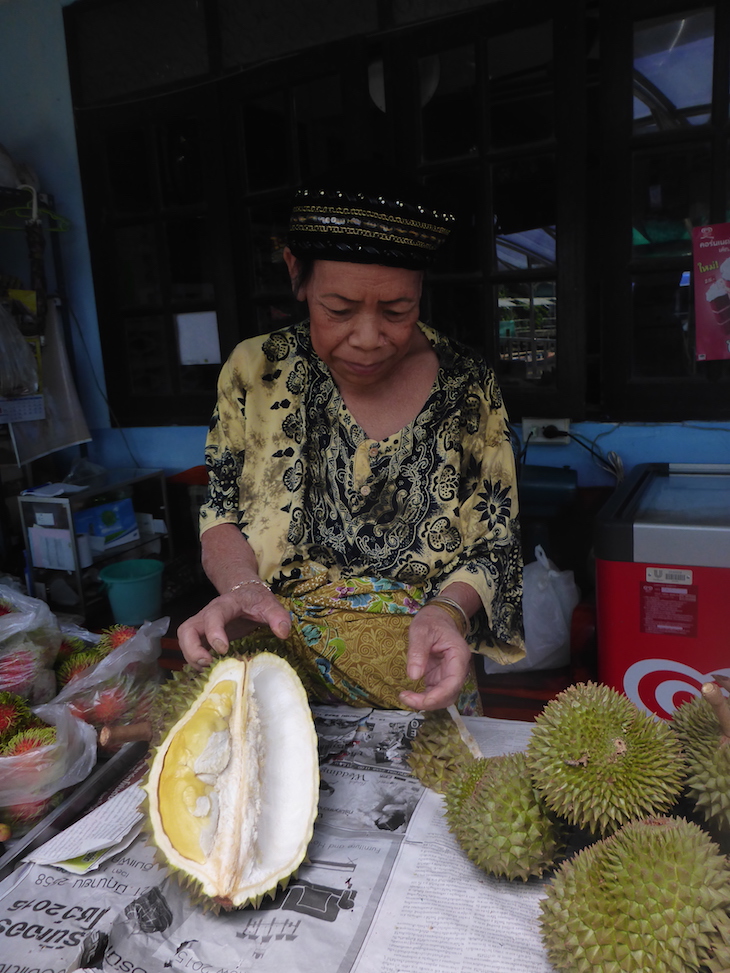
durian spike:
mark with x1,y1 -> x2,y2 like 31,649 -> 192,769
98,720 -> 152,751
446,704 -> 483,759
701,682 -> 730,741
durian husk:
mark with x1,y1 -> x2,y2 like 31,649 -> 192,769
672,694 -> 730,835
142,651 -> 319,912
540,816 -> 730,973
445,751 -> 568,881
526,682 -> 686,836
407,708 -> 478,794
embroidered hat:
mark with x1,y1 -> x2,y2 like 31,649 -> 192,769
287,164 -> 456,270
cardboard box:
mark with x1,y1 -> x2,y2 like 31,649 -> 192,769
73,497 -> 141,553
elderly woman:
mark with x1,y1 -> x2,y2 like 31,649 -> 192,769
177,167 -> 524,714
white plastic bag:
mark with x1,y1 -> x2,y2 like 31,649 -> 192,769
483,545 -> 581,673
0,701 -> 97,831
53,617 -> 169,729
0,583 -> 62,703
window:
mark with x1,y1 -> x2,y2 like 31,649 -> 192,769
65,0 -> 730,426
599,0 -> 730,419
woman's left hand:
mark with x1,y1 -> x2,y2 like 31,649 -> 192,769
399,604 -> 472,711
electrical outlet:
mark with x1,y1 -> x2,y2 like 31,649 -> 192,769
521,418 -> 571,445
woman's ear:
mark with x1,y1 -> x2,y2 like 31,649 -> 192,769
283,247 -> 306,301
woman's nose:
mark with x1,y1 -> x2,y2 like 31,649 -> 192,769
349,314 -> 382,349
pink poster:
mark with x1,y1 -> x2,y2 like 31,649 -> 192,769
693,222 -> 730,361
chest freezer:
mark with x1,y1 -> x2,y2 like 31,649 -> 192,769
594,463 -> 730,719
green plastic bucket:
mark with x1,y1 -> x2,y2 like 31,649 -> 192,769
99,558 -> 165,626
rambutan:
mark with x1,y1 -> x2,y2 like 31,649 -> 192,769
2,726 -> 57,756
55,635 -> 86,666
56,650 -> 100,687
88,684 -> 130,725
96,624 -> 137,657
0,643 -> 39,696
0,691 -> 32,743
2,794 -> 58,830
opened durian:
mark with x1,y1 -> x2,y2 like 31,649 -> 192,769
408,706 -> 482,794
444,751 -> 567,881
526,682 -> 686,836
540,816 -> 730,973
143,652 -> 319,911
672,686 -> 730,835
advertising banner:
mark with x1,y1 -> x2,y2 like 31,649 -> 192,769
692,222 -> 730,361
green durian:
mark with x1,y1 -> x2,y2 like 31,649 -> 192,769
672,693 -> 730,835
540,816 -> 730,973
142,651 -> 319,912
407,707 -> 481,794
444,751 -> 568,881
526,682 -> 686,836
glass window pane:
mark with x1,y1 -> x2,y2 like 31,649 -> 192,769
425,169 -> 481,274
248,201 -> 292,295
632,146 -> 711,258
631,272 -> 694,377
426,283 -> 484,351
493,156 -> 556,271
243,91 -> 290,192
166,218 -> 215,302
124,317 -> 172,395
106,128 -> 153,214
115,224 -> 161,306
158,118 -> 204,207
497,281 -> 556,385
420,47 -> 477,161
488,21 -> 554,149
179,364 -> 219,395
633,9 -> 714,134
295,76 -> 345,181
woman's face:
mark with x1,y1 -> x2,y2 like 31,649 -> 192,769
284,252 -> 423,391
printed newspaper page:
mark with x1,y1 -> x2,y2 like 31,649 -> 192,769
0,709 -> 554,973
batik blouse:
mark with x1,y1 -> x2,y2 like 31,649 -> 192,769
199,320 -> 524,659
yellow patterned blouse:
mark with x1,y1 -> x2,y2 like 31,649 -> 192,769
199,320 -> 524,659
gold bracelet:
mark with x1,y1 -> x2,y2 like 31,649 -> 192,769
229,579 -> 271,594
423,595 -> 469,638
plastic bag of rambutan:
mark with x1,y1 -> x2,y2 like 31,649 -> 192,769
51,616 -> 169,732
0,700 -> 97,835
0,583 -> 62,705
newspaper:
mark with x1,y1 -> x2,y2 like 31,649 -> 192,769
0,708 -> 554,973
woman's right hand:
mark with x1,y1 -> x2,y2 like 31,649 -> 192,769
177,585 -> 292,671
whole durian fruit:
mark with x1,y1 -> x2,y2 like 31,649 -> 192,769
444,751 -> 568,881
672,691 -> 730,835
407,707 -> 481,794
540,816 -> 730,973
142,652 -> 319,912
526,682 -> 686,836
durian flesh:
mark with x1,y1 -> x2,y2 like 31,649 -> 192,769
144,653 -> 319,910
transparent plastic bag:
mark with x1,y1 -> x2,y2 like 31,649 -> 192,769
53,617 -> 169,729
0,583 -> 62,703
483,545 -> 581,674
0,303 -> 39,395
0,701 -> 97,832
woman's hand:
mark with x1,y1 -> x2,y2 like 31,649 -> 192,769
399,604 -> 472,711
177,584 -> 292,671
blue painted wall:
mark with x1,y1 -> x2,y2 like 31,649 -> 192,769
0,0 -> 729,488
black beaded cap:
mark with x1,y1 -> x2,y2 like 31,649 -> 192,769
287,165 -> 456,270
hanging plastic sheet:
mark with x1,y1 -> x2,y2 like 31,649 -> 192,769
8,300 -> 91,465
